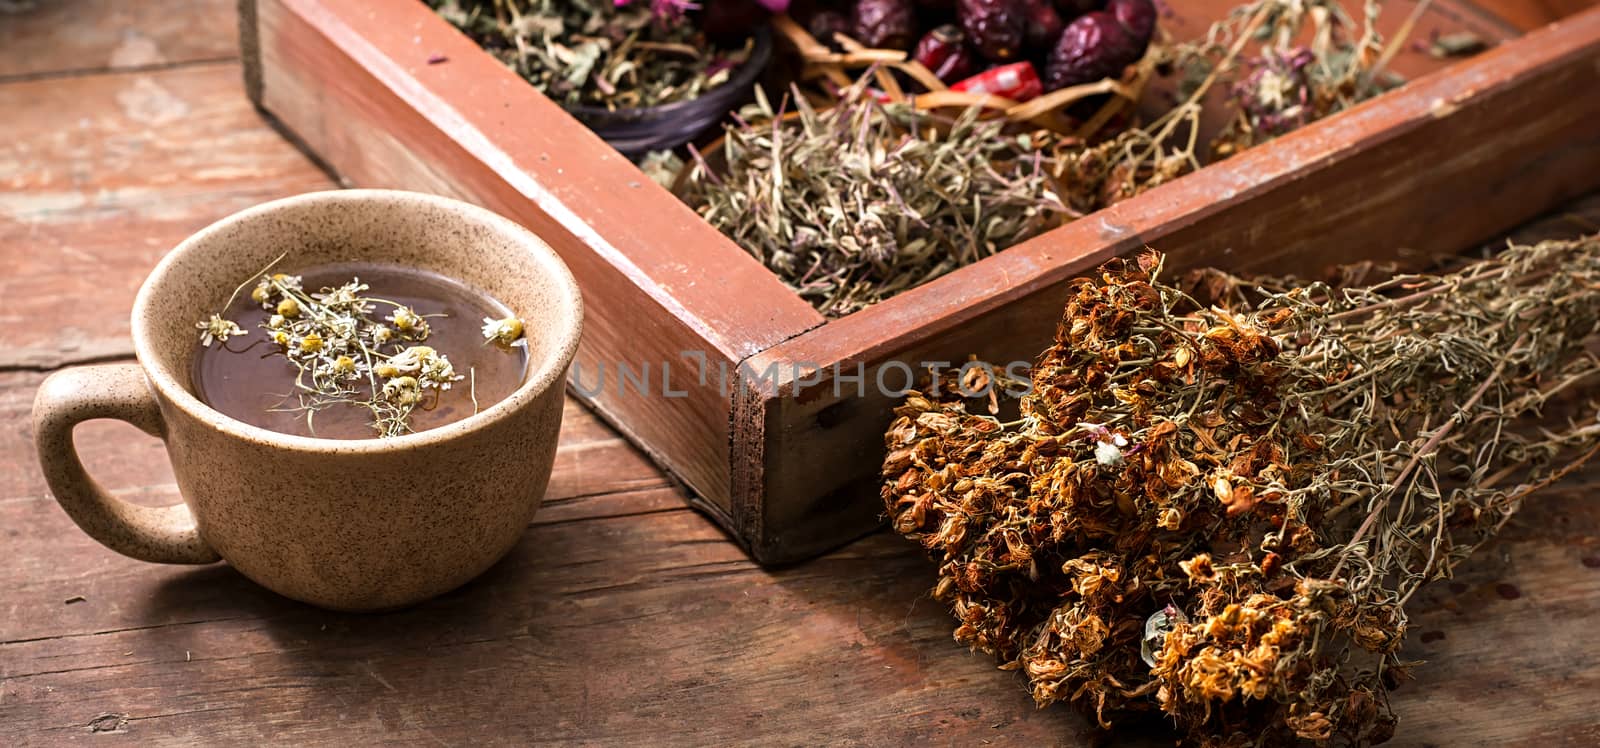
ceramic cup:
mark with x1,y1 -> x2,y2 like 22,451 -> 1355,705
32,190 -> 582,611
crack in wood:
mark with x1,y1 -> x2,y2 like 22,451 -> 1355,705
0,348 -> 136,373
0,56 -> 240,86
1,615 -> 255,647
530,505 -> 688,529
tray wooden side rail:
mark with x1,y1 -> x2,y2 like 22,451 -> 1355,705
241,0 -> 1600,562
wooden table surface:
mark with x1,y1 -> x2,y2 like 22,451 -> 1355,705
2,2 -> 1597,745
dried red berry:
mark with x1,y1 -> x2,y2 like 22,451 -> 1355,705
1043,10 -> 1144,91
1054,0 -> 1101,15
807,9 -> 851,49
913,25 -> 981,84
951,61 -> 1043,101
1022,0 -> 1065,51
852,0 -> 918,49
701,0 -> 774,41
1106,0 -> 1155,42
959,0 -> 1026,62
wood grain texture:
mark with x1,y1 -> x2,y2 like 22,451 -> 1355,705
0,0 -> 238,81
734,6 -> 1600,562
1473,0 -> 1599,29
0,63 -> 331,370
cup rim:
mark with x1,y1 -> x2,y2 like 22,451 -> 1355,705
131,189 -> 583,453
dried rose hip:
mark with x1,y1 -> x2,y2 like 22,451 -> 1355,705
808,9 -> 851,48
914,25 -> 981,83
1022,0 -> 1065,51
1043,10 -> 1145,91
852,0 -> 918,49
701,0 -> 774,41
1054,0 -> 1101,15
951,61 -> 1043,101
1106,0 -> 1155,42
959,0 -> 1026,62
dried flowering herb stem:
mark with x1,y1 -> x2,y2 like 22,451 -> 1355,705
1173,0 -> 1408,157
682,79 -> 1067,317
1063,0 -> 1416,209
882,236 -> 1600,746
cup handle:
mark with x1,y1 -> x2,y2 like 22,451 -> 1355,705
33,364 -> 220,564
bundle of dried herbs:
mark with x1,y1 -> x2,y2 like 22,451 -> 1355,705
427,0 -> 756,109
682,82 -> 1067,317
881,237 -> 1600,745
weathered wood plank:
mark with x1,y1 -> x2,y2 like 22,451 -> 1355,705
1,454 -> 1595,746
0,62 -> 331,369
0,0 -> 238,81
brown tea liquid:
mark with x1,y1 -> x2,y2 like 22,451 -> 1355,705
193,263 -> 528,440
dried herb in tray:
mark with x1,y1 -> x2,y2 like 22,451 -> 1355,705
428,0 -> 756,110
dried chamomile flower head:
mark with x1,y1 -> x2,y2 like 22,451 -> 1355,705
386,306 -> 431,339
481,316 -> 527,348
883,237 -> 1600,746
195,314 -> 245,348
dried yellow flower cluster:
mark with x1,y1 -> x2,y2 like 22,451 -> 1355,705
884,239 -> 1600,745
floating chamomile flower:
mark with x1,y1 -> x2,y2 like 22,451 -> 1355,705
250,273 -> 301,305
381,375 -> 422,406
330,355 -> 360,378
314,280 -> 371,313
387,307 -> 428,337
383,345 -> 434,374
196,314 -> 246,347
368,323 -> 395,345
379,345 -> 461,391
481,316 -> 526,348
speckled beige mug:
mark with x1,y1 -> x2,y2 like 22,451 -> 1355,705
32,190 -> 582,611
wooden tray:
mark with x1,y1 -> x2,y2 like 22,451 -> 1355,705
239,0 -> 1600,563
